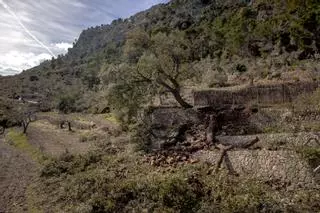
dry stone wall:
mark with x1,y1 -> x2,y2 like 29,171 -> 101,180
194,81 -> 319,107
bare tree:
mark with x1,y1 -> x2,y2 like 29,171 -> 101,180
19,111 -> 36,134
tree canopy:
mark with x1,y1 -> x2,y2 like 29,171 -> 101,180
120,29 -> 195,108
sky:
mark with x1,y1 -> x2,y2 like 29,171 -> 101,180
0,0 -> 168,76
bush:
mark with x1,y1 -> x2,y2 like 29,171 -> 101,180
40,151 -> 102,177
293,88 -> 320,113
297,147 -> 320,168
57,94 -> 78,114
204,68 -> 228,88
235,64 -> 247,73
158,176 -> 204,212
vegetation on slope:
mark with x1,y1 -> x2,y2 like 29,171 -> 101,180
26,130 -> 319,213
0,0 -> 319,120
0,1 -> 320,211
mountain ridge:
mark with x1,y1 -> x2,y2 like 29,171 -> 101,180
0,0 -> 319,112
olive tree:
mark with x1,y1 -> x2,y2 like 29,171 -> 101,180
123,29 -> 194,108
56,92 -> 79,131
19,111 -> 36,134
13,105 -> 37,134
104,63 -> 157,123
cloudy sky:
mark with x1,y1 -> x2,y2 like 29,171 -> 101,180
0,0 -> 167,76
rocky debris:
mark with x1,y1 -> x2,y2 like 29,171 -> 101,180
194,149 -> 318,188
145,98 -> 319,188
216,132 -> 320,150
294,111 -> 320,122
144,151 -> 200,167
147,106 -> 259,150
268,72 -> 282,80
145,123 -> 211,166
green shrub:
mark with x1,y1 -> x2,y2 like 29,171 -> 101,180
294,88 -> 320,113
235,64 -> 247,73
40,151 -> 102,177
57,94 -> 78,114
158,177 -> 204,212
297,147 -> 320,168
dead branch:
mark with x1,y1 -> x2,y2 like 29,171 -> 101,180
237,137 -> 260,149
204,109 -> 260,175
215,144 -> 233,172
215,137 -> 260,174
224,152 -> 238,176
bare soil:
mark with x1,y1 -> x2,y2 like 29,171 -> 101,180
0,136 -> 36,213
0,112 -> 121,212
27,119 -> 91,156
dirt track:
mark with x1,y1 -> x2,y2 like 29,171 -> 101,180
0,113 -> 120,212
27,120 -> 90,156
0,136 -> 36,213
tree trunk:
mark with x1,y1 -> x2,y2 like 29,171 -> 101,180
171,89 -> 193,109
206,115 -> 218,145
67,121 -> 72,132
23,121 -> 29,134
60,121 -> 64,129
157,78 -> 193,109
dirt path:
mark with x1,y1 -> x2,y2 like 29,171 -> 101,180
27,119 -> 93,157
26,113 -> 121,157
0,113 -> 120,211
0,136 -> 37,213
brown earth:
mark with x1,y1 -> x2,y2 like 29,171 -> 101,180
0,136 -> 37,213
27,120 -> 91,156
0,113 -> 121,212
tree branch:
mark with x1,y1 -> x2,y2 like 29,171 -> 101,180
157,66 -> 180,89
156,78 -> 175,92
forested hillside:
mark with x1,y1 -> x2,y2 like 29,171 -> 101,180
1,0 -> 320,212
0,0 -> 319,119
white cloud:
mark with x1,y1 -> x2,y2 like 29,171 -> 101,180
0,42 -> 73,76
0,51 -> 51,75
0,0 -> 168,76
54,42 -> 73,52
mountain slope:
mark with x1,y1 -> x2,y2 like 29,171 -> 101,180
0,0 -> 319,112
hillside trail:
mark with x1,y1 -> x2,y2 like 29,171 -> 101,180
0,136 -> 37,213
0,113 -> 119,212
27,119 -> 90,156
27,113 -> 120,157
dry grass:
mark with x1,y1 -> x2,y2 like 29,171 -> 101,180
5,129 -> 46,163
